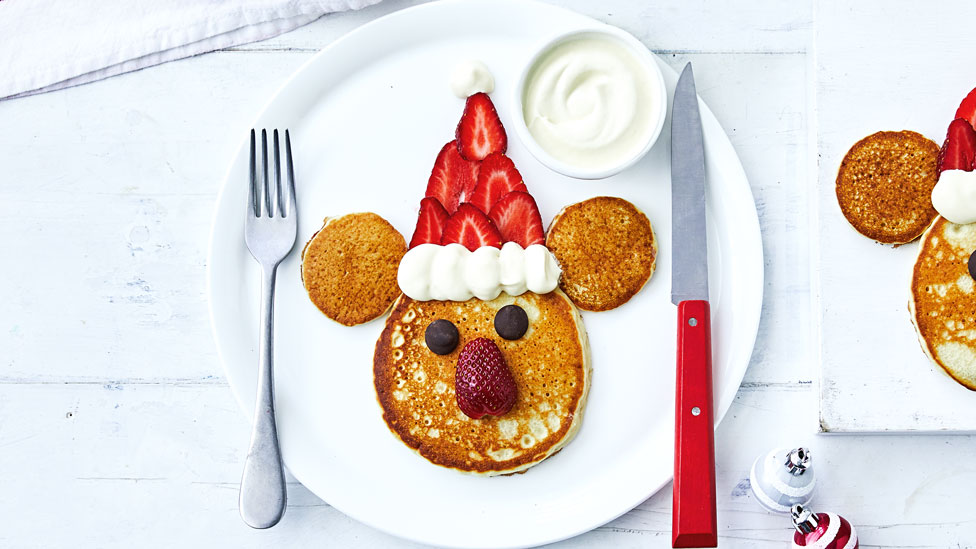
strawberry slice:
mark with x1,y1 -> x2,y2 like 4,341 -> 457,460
938,118 -> 976,175
456,92 -> 507,161
425,140 -> 480,214
409,197 -> 450,249
955,87 -> 976,130
468,153 -> 527,214
488,191 -> 545,247
440,203 -> 503,251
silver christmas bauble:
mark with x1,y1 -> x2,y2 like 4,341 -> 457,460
749,447 -> 816,513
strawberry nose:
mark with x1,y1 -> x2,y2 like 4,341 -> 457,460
454,337 -> 517,419
457,338 -> 507,386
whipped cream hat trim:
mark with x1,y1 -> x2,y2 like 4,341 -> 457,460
398,242 -> 561,302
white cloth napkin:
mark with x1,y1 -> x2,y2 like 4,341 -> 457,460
0,0 -> 382,100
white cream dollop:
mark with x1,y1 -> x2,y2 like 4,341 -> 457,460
521,33 -> 661,172
428,244 -> 471,301
498,242 -> 528,296
932,169 -> 976,224
450,60 -> 495,98
397,242 -> 560,301
524,244 -> 561,294
465,246 -> 502,300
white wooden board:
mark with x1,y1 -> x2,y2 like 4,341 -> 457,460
817,1 -> 976,432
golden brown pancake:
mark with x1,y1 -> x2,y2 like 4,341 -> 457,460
836,130 -> 939,244
545,196 -> 657,312
301,212 -> 406,326
373,290 -> 591,475
910,216 -> 976,390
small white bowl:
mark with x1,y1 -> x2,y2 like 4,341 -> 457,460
511,26 -> 668,180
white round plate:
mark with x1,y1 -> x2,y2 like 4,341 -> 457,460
207,1 -> 763,547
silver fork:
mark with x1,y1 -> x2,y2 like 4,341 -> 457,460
240,128 -> 297,529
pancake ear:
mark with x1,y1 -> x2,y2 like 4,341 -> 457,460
545,196 -> 658,312
300,212 -> 406,326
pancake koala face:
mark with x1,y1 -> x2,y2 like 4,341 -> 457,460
374,290 -> 589,475
300,93 -> 657,474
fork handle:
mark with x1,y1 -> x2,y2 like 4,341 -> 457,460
240,264 -> 287,529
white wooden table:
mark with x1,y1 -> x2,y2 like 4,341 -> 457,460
2,1 -> 974,547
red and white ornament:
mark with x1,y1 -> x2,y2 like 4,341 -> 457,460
791,504 -> 858,549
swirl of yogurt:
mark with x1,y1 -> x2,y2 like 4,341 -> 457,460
397,242 -> 561,301
521,33 -> 661,172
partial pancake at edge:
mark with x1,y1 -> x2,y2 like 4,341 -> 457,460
910,216 -> 976,390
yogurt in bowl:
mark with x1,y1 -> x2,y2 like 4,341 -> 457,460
512,27 -> 668,179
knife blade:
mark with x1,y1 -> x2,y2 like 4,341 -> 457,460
670,63 -> 717,549
671,64 -> 708,306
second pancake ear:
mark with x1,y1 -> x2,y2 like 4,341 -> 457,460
300,212 -> 406,326
545,196 -> 658,312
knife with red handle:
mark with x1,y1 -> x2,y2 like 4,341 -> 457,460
670,63 -> 717,548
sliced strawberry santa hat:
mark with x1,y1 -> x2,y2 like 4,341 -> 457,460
400,92 -> 559,302
410,93 -> 545,251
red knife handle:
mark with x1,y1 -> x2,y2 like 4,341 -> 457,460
672,300 -> 717,548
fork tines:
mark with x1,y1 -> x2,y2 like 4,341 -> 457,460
248,129 -> 295,219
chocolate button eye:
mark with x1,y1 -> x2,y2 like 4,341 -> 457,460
494,305 -> 529,340
969,250 -> 976,281
425,319 -> 459,355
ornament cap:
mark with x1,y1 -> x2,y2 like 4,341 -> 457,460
791,504 -> 818,534
784,447 -> 810,475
